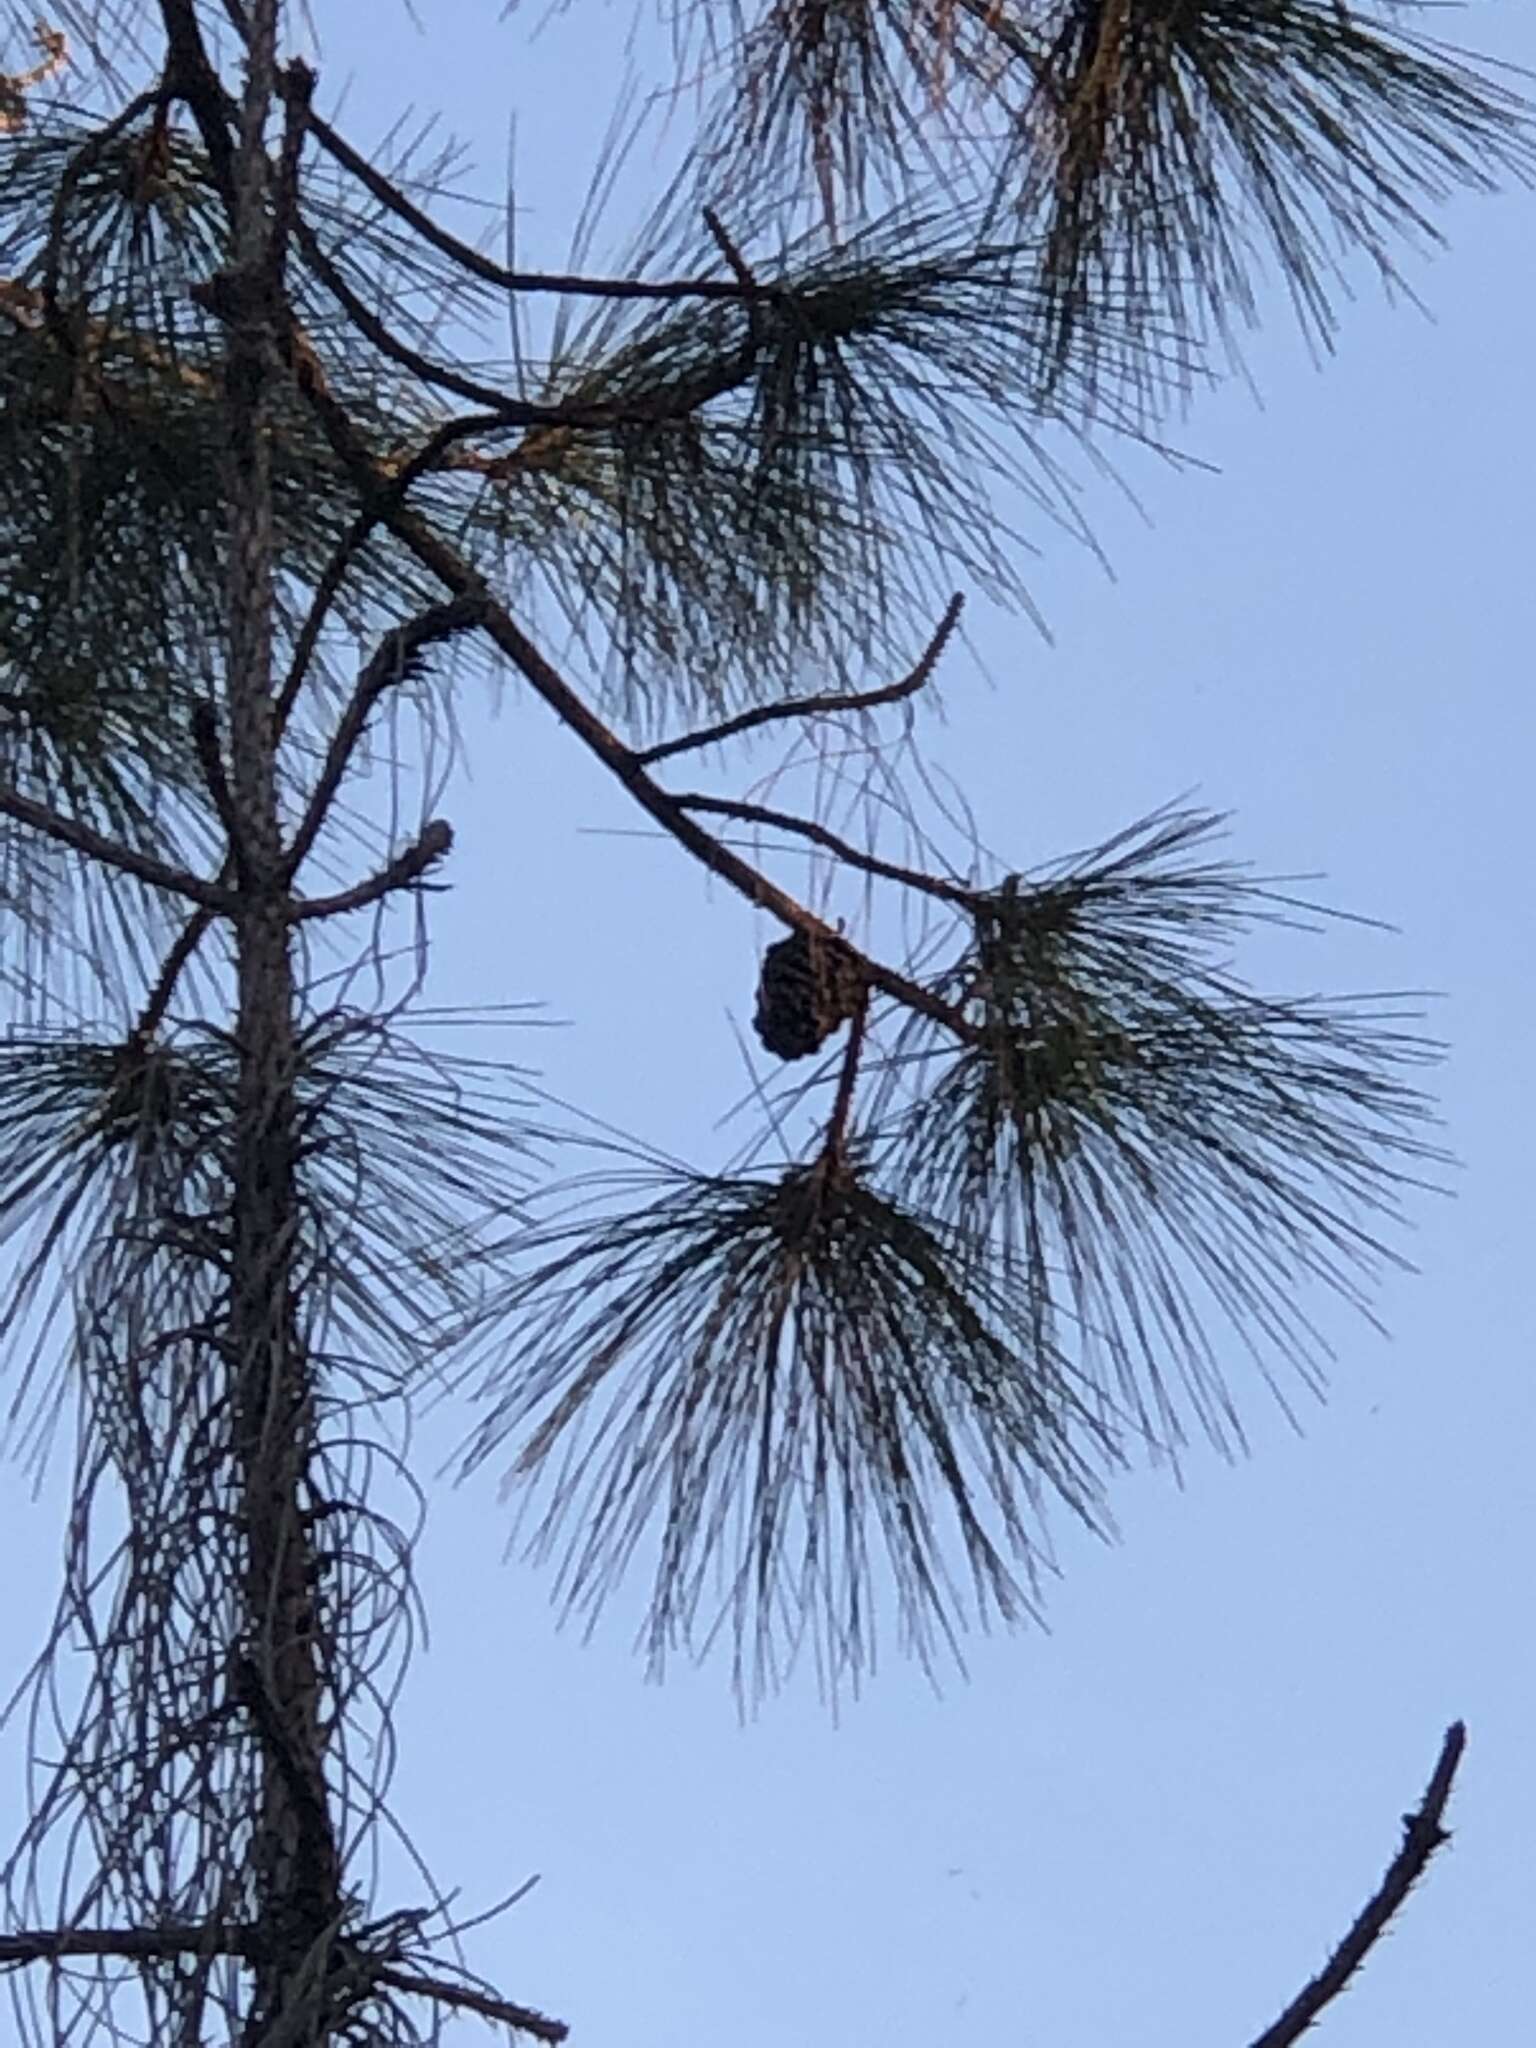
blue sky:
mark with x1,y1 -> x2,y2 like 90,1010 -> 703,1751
2,5 -> 1534,2045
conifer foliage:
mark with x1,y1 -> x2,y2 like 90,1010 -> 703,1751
0,3 -> 1527,2042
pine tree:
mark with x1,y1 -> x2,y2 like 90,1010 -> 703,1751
0,4 -> 1527,2042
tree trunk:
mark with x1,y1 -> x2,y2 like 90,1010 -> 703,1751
221,4 -> 345,2034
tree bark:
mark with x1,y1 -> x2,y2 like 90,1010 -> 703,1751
220,4 -> 345,2036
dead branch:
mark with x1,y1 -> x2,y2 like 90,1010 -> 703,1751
638,592 -> 966,765
372,1964 -> 568,2044
0,1923 -> 255,1967
285,595 -> 491,882
291,819 -> 453,921
284,75 -> 763,310
0,1924 -> 568,2041
1246,1721 -> 1467,2048
672,790 -> 974,907
0,782 -> 232,909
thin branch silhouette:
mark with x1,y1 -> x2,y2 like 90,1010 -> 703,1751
638,591 -> 965,765
1247,1722 -> 1467,2048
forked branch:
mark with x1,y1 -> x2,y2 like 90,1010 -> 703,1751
293,215 -> 756,437
282,74 -> 766,310
275,311 -> 976,1043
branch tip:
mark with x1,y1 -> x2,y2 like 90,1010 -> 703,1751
1246,1720 -> 1468,2048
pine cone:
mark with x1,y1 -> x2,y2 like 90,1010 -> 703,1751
754,929 -> 864,1060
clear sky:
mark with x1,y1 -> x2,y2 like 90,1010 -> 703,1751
2,5 -> 1533,2046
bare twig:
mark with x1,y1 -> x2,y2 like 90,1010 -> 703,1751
0,783 -> 231,909
1246,1721 -> 1468,2048
286,80 -> 764,309
285,595 -> 490,881
191,699 -> 246,865
0,1923 -> 255,1967
291,214 -> 542,419
824,990 -> 870,1165
372,1964 -> 568,2044
273,413 -> 506,738
291,819 -> 453,921
638,593 -> 965,765
672,790 -> 973,907
129,904 -> 218,1045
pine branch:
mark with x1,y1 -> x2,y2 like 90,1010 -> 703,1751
0,781 -> 230,908
456,1148 -> 1118,1697
292,819 -> 454,921
271,298 -> 977,1040
283,72 -> 762,309
0,12 -> 1510,2031
0,1924 -> 257,1966
284,594 -> 490,882
292,215 -> 759,436
372,1965 -> 568,2044
1246,1722 -> 1467,2048
638,590 -> 964,764
673,790 -> 972,907
0,1923 -> 568,2041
